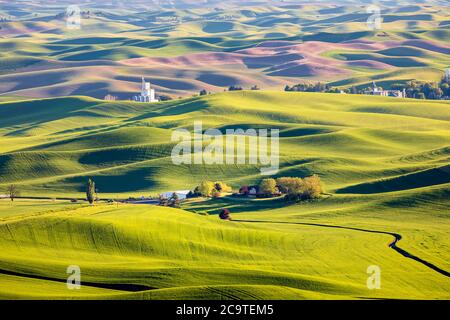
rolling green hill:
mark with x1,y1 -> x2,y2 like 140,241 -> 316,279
1,91 -> 449,196
1,0 -> 450,300
0,91 -> 449,299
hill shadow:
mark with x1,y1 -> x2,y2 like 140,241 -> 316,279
0,97 -> 99,128
336,166 -> 450,194
125,99 -> 210,122
61,167 -> 160,193
185,197 -> 289,215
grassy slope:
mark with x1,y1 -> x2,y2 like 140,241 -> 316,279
0,92 -> 449,196
0,91 -> 449,299
0,194 -> 449,300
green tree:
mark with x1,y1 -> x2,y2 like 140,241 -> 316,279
259,178 -> 277,197
276,177 -> 304,195
303,174 -> 323,199
86,178 -> 96,204
169,192 -> 180,207
275,175 -> 323,201
6,184 -> 20,202
197,181 -> 216,197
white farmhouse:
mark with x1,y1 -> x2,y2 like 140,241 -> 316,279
161,190 -> 191,200
366,81 -> 406,98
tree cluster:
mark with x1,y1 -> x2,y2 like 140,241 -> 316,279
228,85 -> 243,91
284,71 -> 450,100
159,192 -> 180,207
188,181 -> 232,198
390,80 -> 450,100
285,82 -> 338,93
257,175 -> 323,201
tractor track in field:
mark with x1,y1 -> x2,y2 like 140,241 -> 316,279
0,266 -> 153,292
234,219 -> 450,278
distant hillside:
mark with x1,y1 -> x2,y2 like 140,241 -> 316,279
0,2 -> 449,99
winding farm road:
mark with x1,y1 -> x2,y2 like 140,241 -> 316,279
0,218 -> 448,295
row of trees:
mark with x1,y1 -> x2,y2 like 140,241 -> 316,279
187,175 -> 323,202
284,76 -> 450,100
390,80 -> 450,100
227,85 -> 260,91
259,175 -> 323,200
188,181 -> 233,198
284,82 -> 339,93
85,175 -> 322,206
4,175 -> 322,205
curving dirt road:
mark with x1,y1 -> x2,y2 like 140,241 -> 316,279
234,219 -> 450,278
1,218 -> 448,295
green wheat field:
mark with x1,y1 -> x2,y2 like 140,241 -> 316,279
0,0 -> 449,300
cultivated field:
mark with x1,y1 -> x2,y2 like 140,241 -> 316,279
0,0 -> 449,300
0,91 -> 449,299
0,1 -> 449,99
